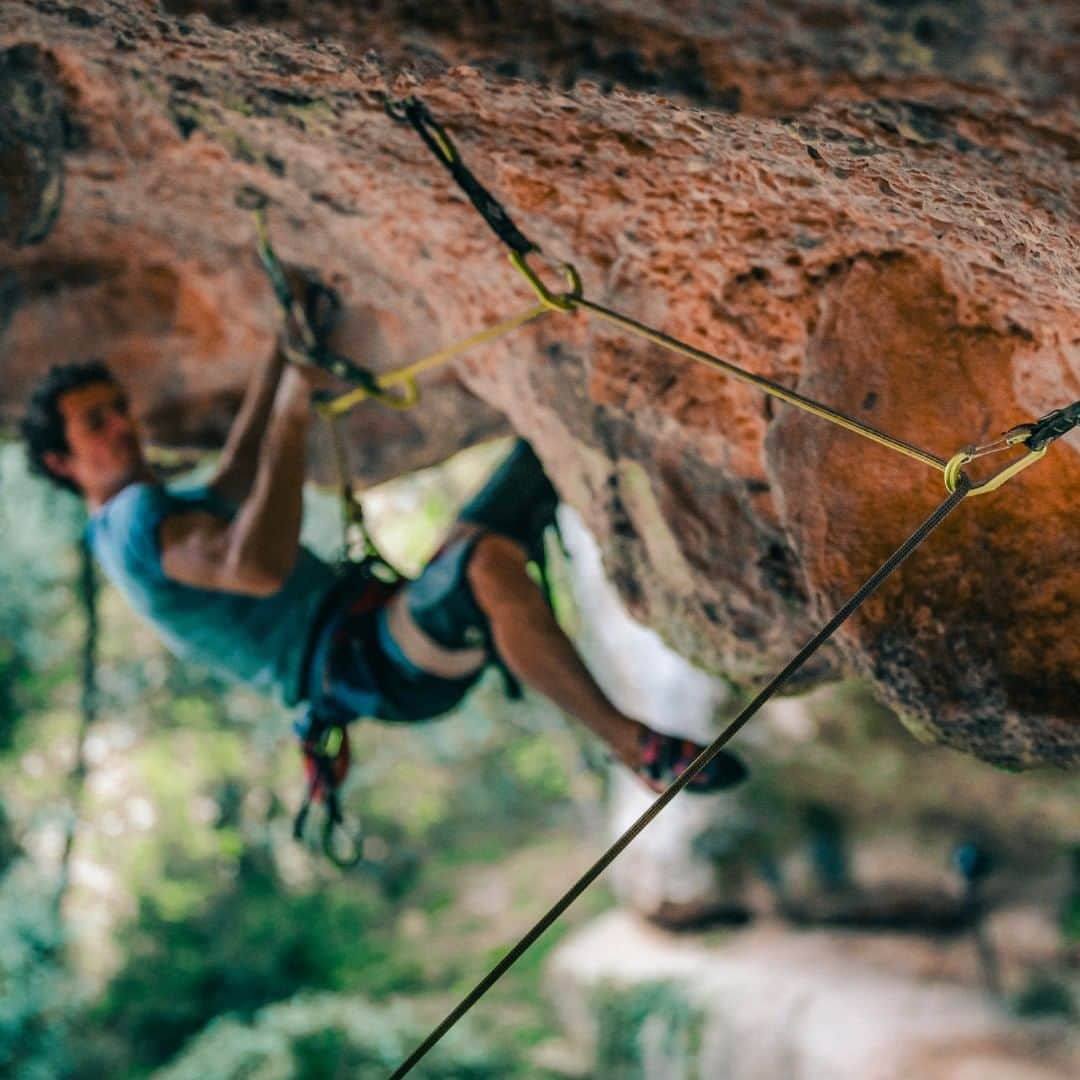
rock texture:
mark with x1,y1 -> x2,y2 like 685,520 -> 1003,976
0,1 -> 1077,765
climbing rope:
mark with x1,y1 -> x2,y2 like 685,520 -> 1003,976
369,96 -> 1078,1077
242,99 -> 1077,1072
315,300 -> 553,418
319,95 -> 1059,497
576,295 -> 947,471
250,102 -> 1073,498
390,479 -> 971,1078
54,535 -> 99,918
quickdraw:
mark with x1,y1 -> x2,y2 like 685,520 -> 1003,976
384,97 -> 1074,499
292,712 -> 363,870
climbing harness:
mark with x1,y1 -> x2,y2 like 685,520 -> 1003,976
242,101 -> 1077,1072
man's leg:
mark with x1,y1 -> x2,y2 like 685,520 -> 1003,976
384,528 -> 746,792
466,533 -> 647,772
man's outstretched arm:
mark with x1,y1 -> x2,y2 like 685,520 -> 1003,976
209,346 -> 289,505
159,365 -> 313,595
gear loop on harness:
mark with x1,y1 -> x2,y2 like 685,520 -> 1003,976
292,715 -> 365,870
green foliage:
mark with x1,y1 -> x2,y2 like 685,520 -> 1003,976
0,446 -> 85,749
154,993 -> 515,1080
0,862 -> 76,1080
1063,845 -> 1080,944
592,980 -> 704,1079
1011,974 -> 1077,1020
89,848 -> 424,1074
1063,895 -> 1080,944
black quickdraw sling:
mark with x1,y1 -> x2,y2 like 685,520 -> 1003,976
384,96 -> 539,259
243,186 -> 413,867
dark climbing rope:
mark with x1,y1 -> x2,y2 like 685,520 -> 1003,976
54,534 -> 99,916
389,478 -> 971,1078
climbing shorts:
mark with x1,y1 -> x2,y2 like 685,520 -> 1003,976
308,437 -> 558,725
371,534 -> 491,721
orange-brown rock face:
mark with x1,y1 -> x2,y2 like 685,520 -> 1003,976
0,1 -> 1076,766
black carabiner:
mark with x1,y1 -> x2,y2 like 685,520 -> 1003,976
318,791 -> 365,869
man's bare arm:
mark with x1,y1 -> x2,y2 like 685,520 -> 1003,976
209,346 -> 290,505
160,366 -> 312,595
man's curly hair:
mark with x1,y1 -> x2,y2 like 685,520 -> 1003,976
21,360 -> 118,494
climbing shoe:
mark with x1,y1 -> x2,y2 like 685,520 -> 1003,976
636,727 -> 748,795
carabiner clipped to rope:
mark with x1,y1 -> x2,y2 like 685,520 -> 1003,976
509,250 -> 583,313
314,356 -> 421,412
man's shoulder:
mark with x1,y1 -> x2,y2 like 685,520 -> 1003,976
90,481 -> 173,581
93,481 -> 169,535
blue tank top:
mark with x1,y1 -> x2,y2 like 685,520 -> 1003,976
87,481 -> 338,706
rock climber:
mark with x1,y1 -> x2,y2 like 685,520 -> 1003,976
20,280 -> 747,803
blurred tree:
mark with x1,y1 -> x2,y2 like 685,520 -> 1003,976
86,845 -> 424,1074
0,445 -> 85,748
154,991 -> 515,1080
0,863 -> 77,1079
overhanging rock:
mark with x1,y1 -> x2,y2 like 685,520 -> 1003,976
0,1 -> 1076,766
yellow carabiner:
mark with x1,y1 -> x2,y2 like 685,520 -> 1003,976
509,251 -> 583,312
944,444 -> 1047,497
943,448 -> 973,494
317,374 -> 421,419
375,375 -> 422,410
